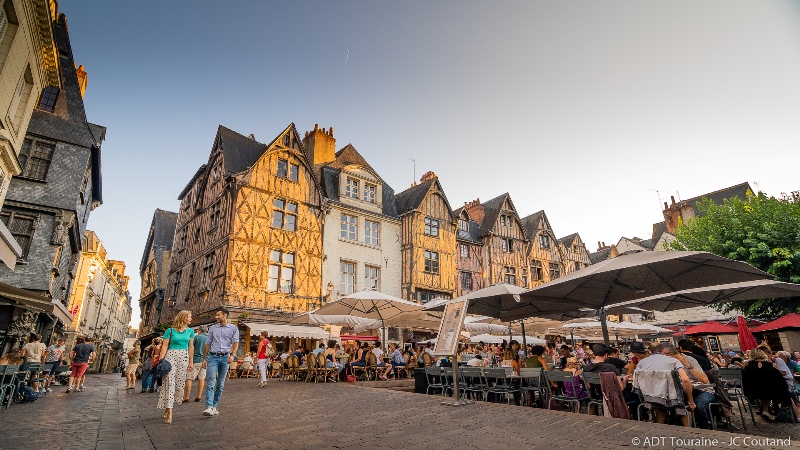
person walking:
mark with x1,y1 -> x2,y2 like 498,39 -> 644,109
157,310 -> 195,424
256,331 -> 271,387
202,308 -> 239,417
125,341 -> 141,390
66,337 -> 95,393
183,325 -> 208,402
43,338 -> 67,391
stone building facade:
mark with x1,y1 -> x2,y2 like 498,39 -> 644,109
312,129 -> 402,301
137,209 -> 177,337
0,11 -> 103,354
67,231 -> 131,373
0,0 -> 61,269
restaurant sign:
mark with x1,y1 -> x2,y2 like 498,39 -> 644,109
433,300 -> 468,357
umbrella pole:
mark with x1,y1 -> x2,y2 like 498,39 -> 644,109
570,329 -> 574,345
600,307 -> 611,345
521,321 -> 528,359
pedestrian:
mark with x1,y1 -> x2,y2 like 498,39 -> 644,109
157,310 -> 195,424
184,325 -> 208,402
66,337 -> 95,393
256,331 -> 271,387
125,341 -> 141,390
43,338 -> 67,391
201,307 -> 239,417
77,337 -> 95,390
141,338 -> 163,393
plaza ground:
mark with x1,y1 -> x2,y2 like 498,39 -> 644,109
1,374 -> 799,449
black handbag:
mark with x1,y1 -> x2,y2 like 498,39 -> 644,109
151,328 -> 174,378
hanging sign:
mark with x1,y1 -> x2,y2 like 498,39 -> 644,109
433,300 -> 468,357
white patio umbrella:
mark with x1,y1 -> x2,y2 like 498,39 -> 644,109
469,334 -> 546,345
314,290 -> 423,350
289,309 -> 383,329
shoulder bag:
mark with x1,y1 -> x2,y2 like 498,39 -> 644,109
152,328 -> 173,378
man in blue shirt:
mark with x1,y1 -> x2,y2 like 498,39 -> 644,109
202,308 -> 239,416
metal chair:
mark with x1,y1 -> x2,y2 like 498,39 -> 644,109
0,365 -> 21,410
718,368 -> 756,430
519,367 -> 545,408
460,367 -> 488,401
485,368 -> 520,405
544,370 -> 583,413
636,370 -> 697,427
424,367 -> 444,395
581,371 -> 604,415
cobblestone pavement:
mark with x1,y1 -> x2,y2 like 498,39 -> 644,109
1,374 -> 799,449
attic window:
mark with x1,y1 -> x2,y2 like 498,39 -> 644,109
36,86 -> 59,112
283,134 -> 291,147
500,215 -> 512,227
345,178 -> 359,199
501,238 -> 513,253
539,234 -> 550,249
277,159 -> 298,182
458,219 -> 468,231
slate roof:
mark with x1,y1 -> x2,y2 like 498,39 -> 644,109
652,221 -> 667,241
683,182 -> 752,215
218,125 -> 268,174
317,144 -> 398,218
139,209 -> 178,274
558,233 -> 579,248
520,210 -> 546,241
477,193 -> 509,236
589,247 -> 613,264
394,179 -> 436,215
178,164 -> 207,200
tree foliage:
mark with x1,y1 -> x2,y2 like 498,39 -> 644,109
666,191 -> 800,319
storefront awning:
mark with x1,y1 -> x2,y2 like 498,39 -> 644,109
244,322 -> 329,340
0,282 -> 54,310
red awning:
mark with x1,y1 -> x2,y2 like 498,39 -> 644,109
684,321 -> 738,335
339,334 -> 379,341
751,313 -> 800,333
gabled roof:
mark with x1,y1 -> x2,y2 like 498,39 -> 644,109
395,179 -> 436,215
477,193 -> 525,237
685,182 -> 752,215
652,221 -> 667,241
139,209 -> 178,274
588,247 -> 613,264
520,210 -> 550,241
177,165 -> 208,200
217,125 -> 269,174
558,233 -> 579,248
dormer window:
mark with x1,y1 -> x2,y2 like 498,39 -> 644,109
345,178 -> 359,198
458,219 -> 468,231
363,183 -> 376,203
36,86 -> 59,112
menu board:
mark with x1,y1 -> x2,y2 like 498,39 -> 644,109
433,300 -> 468,356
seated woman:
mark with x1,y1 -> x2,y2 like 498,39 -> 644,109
380,343 -> 405,380
500,348 -> 520,375
346,343 -> 368,376
324,340 -> 344,380
525,345 -> 549,370
742,348 -> 792,421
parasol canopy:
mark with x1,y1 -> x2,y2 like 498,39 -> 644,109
737,315 -> 758,352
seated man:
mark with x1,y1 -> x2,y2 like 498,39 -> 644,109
380,343 -> 404,380
584,344 -> 635,411
634,343 -> 696,427
467,354 -> 486,367
605,346 -> 628,372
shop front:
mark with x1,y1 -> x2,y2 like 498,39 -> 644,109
0,282 -> 73,356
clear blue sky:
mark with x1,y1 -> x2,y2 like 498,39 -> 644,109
58,1 -> 800,326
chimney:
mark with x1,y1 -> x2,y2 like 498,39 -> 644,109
75,64 -> 87,98
420,171 -> 437,183
302,124 -> 336,165
248,134 -> 255,140
464,198 -> 484,225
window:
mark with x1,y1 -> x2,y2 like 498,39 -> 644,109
365,265 -> 380,291
424,250 -> 439,273
549,263 -> 561,280
500,214 -> 512,227
346,178 -> 359,198
271,198 -> 297,231
503,266 -> 516,285
172,271 -> 182,297
458,219 -> 468,231
424,217 -> 439,237
194,226 -> 201,243
340,214 -> 356,240
18,138 -> 54,181
268,250 -> 295,293
539,234 -> 550,249
339,261 -> 356,294
418,291 -> 449,305
363,184 -> 376,203
187,262 -> 195,300
277,159 -> 299,182
460,244 -> 468,258
211,164 -> 222,183
178,227 -> 187,250
0,2 -> 19,76
182,192 -> 192,210
209,201 -> 221,228
36,86 -> 59,112
7,67 -> 32,131
283,134 -> 291,147
531,260 -> 542,280
574,262 -> 582,272
365,220 -> 379,245
0,210 -> 35,258
460,272 -> 472,291
501,238 -> 513,253
521,268 -> 528,288
200,254 -> 214,291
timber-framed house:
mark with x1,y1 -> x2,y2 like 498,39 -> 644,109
395,172 -> 457,304
557,232 -> 591,275
137,209 -> 177,337
164,124 -> 324,324
520,210 -> 564,287
453,206 -> 484,297
311,127 -> 402,301
464,194 -> 530,289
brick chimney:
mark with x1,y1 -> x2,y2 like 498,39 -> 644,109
663,196 -> 682,234
464,199 -> 484,225
302,124 -> 336,165
420,171 -> 437,183
75,64 -> 87,98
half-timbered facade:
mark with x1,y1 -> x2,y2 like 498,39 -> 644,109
557,232 -> 591,275
395,172 -> 457,304
520,210 -> 564,287
164,124 -> 324,324
465,194 -> 530,288
137,209 -> 177,336
453,207 -> 484,297
313,131 -> 402,300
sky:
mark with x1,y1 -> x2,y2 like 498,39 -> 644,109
57,1 -> 800,327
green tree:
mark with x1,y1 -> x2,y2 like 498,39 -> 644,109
666,190 -> 800,319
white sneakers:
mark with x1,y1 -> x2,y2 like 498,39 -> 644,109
257,381 -> 267,387
203,407 -> 219,416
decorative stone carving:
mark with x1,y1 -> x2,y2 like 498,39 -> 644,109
8,310 -> 39,339
51,221 -> 66,245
